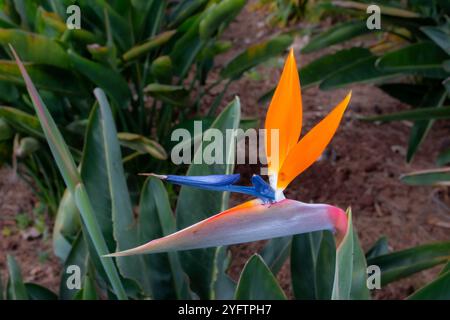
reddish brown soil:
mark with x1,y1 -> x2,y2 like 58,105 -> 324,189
1,3 -> 449,299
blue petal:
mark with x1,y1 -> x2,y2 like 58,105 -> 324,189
148,173 -> 275,202
251,175 -> 275,199
165,174 -> 240,187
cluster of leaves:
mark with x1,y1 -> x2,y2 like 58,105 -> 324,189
0,0 -> 293,213
2,55 -> 449,299
256,0 -> 310,26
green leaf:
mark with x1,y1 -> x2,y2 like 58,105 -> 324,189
117,132 -> 167,160
302,20 -> 370,53
81,275 -> 98,300
367,241 -> 450,286
132,0 -> 166,39
138,177 -> 191,299
212,246 -> 236,300
170,14 -> 204,79
0,107 -> 43,138
144,83 -> 190,106
68,50 -> 130,108
332,1 -> 420,17
199,0 -> 246,39
378,83 -> 429,107
260,236 -> 292,275
408,270 -> 450,300
12,0 -> 38,29
10,46 -> 79,193
220,34 -> 293,79
363,106 -> 450,122
406,87 -> 447,162
88,0 -> 132,50
301,47 -> 372,88
176,97 -> 240,299
320,55 -> 399,90
86,90 -> 154,297
365,236 -> 389,259
59,233 -> 88,300
35,7 -> 99,44
376,42 -> 450,78
440,261 -> 450,275
0,80 -> 19,103
0,61 -> 84,96
25,283 -> 58,300
12,46 -> 127,299
53,189 -> 81,261
235,255 -> 286,300
349,228 -> 370,300
239,117 -> 260,131
437,148 -> 450,166
258,47 -> 372,102
420,26 -> 450,55
0,117 -> 13,141
0,29 -> 70,68
290,231 -> 323,299
123,30 -> 176,62
400,168 -> 450,186
6,255 -> 28,300
332,208 -> 353,300
315,231 -> 337,299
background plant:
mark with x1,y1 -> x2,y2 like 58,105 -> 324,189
0,0 -> 293,214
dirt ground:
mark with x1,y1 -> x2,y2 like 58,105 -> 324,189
1,4 -> 449,299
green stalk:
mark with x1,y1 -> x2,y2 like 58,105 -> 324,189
10,45 -> 128,300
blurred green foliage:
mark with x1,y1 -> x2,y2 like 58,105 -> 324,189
0,0 -> 292,214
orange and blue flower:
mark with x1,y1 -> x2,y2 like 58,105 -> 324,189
106,48 -> 352,257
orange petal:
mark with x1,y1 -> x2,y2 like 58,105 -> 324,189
277,91 -> 352,190
265,48 -> 302,175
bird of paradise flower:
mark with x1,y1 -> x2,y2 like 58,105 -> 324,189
106,49 -> 352,257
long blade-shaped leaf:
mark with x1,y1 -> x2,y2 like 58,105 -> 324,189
6,255 -> 28,300
92,89 -> 153,296
400,168 -> 450,186
376,42 -> 449,78
0,29 -> 70,68
234,254 -> 286,300
220,34 -> 293,79
25,283 -> 57,300
302,20 -> 370,53
408,270 -> 450,300
363,106 -> 450,122
68,50 -> 130,108
138,177 -> 191,299
11,46 -> 127,300
59,233 -> 88,300
291,231 -> 323,299
10,45 -> 79,191
175,97 -> 240,299
349,228 -> 370,300
260,236 -> 292,275
367,241 -> 450,285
